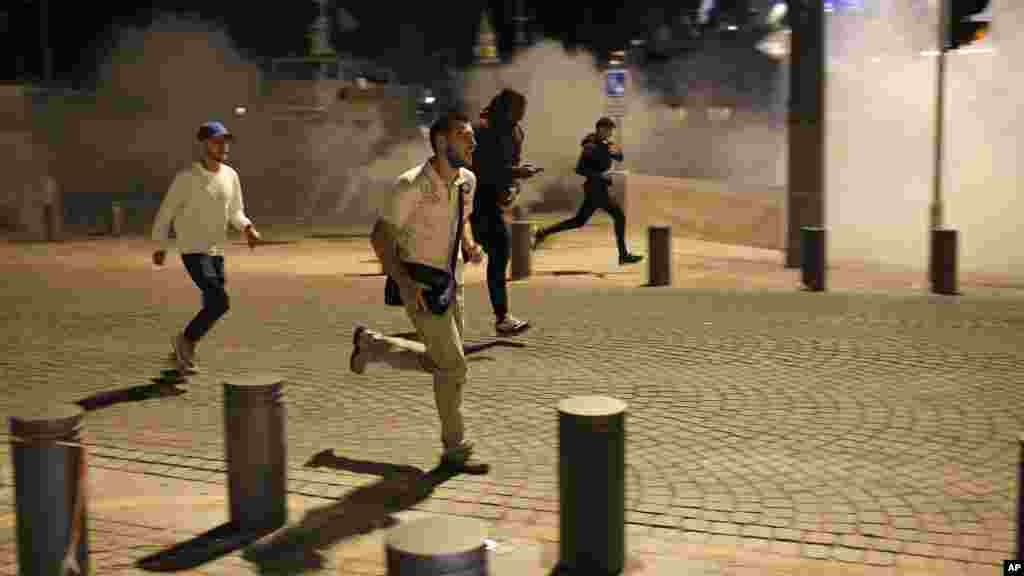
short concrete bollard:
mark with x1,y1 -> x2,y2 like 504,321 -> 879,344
10,404 -> 89,576
648,225 -> 671,286
801,226 -> 826,292
385,516 -> 489,575
224,375 -> 287,533
510,220 -> 532,281
110,202 -> 124,237
930,228 -> 959,295
558,396 -> 627,576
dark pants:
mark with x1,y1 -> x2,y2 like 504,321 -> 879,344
539,179 -> 628,256
181,253 -> 230,343
470,209 -> 510,320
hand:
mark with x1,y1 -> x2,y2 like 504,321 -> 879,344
152,250 -> 166,267
609,143 -> 622,155
400,280 -> 427,313
514,164 -> 541,179
244,225 -> 261,250
498,187 -> 519,207
464,243 -> 484,264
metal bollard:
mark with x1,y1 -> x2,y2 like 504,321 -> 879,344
801,226 -> 826,292
10,404 -> 89,576
385,516 -> 489,575
42,203 -> 55,243
558,396 -> 627,576
110,202 -> 124,237
510,221 -> 532,280
930,228 -> 959,295
648,226 -> 671,286
224,375 -> 287,533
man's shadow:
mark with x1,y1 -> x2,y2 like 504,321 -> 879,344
75,381 -> 185,412
389,331 -> 526,360
241,450 -> 461,573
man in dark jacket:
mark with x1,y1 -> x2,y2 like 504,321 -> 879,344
533,117 -> 643,265
470,89 -> 541,336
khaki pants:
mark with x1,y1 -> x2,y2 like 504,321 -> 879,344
361,283 -> 467,452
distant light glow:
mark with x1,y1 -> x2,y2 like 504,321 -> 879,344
233,106 -> 247,117
423,96 -> 436,104
697,0 -> 714,25
726,25 -> 738,31
767,3 -> 787,26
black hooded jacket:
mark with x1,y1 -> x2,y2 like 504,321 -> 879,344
575,133 -> 625,182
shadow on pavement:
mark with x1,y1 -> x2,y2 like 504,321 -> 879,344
542,269 -> 629,279
240,450 -> 460,574
231,239 -> 298,247
135,521 -> 269,572
308,233 -> 371,240
75,382 -> 185,412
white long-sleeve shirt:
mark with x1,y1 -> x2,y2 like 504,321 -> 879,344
151,162 -> 252,256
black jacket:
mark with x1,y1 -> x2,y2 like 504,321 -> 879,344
471,105 -> 524,214
575,133 -> 624,182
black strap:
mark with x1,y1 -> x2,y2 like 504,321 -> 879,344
448,179 -> 465,277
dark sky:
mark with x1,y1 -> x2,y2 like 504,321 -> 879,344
3,0 -> 706,88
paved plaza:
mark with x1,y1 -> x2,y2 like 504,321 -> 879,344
0,218 -> 1023,574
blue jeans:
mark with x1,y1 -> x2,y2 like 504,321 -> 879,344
181,254 -> 229,343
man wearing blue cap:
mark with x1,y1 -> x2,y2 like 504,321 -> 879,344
151,121 -> 261,373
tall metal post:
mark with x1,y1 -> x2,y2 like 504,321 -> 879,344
785,0 -> 826,269
929,0 -> 949,277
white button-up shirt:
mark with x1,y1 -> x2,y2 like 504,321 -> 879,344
381,160 -> 475,283
151,162 -> 252,256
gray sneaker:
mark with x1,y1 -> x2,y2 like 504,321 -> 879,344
495,316 -> 530,336
171,333 -> 199,375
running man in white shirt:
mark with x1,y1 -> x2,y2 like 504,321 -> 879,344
349,110 -> 489,475
150,121 -> 261,373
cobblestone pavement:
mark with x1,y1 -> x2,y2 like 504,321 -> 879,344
1,220 -> 1023,574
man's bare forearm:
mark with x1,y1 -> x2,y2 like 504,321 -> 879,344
371,219 -> 413,286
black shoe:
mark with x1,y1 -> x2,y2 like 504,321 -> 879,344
440,443 -> 491,475
350,326 -> 370,374
619,253 -> 644,265
442,456 -> 491,475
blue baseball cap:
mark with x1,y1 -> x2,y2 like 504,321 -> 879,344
196,121 -> 233,141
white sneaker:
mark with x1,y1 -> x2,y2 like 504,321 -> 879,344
495,316 -> 531,336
